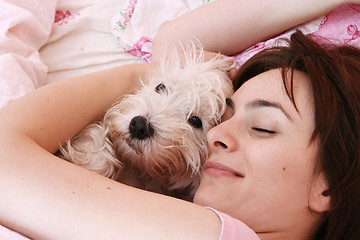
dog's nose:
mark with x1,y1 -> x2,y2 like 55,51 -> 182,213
129,116 -> 154,140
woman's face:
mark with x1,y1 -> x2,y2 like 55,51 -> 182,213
194,69 -> 321,233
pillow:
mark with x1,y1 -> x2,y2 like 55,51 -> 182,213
39,0 -> 142,84
0,0 -> 57,108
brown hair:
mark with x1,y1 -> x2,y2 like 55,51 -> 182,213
234,31 -> 360,240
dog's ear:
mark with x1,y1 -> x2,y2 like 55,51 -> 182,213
59,122 -> 123,179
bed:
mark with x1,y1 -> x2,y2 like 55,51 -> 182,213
0,0 -> 213,108
1,0 -> 359,238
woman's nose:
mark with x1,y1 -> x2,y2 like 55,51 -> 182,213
207,120 -> 237,153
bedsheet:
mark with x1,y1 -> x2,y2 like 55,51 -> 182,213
234,4 -> 360,68
0,0 -> 57,108
111,0 -> 214,62
0,0 -> 142,109
39,0 -> 143,84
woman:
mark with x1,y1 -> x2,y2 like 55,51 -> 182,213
1,33 -> 359,240
199,30 -> 360,239
1,1 -> 360,240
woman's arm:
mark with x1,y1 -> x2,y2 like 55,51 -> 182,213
1,64 -> 146,154
0,63 -> 221,239
152,0 -> 348,61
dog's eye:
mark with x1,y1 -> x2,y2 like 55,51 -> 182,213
155,83 -> 166,94
188,116 -> 202,128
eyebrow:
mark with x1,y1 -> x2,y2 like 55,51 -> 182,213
245,99 -> 293,122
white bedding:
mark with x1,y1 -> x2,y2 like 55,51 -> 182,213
0,0 -> 56,108
39,0 -> 144,84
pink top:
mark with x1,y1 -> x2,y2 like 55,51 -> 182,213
206,207 -> 260,240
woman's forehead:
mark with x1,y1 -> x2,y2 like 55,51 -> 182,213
238,69 -> 311,97
233,69 -> 314,118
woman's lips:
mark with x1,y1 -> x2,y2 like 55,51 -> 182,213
204,161 -> 244,178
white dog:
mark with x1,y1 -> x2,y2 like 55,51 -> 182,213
59,47 -> 233,198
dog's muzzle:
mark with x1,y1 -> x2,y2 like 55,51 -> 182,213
129,116 -> 154,140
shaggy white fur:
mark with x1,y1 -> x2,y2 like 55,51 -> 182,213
59,46 -> 233,198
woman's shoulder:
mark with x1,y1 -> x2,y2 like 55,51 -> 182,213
206,207 -> 260,240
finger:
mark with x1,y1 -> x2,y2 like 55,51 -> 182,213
229,67 -> 238,81
222,56 -> 235,66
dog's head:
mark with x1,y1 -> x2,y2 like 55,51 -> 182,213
104,48 -> 233,192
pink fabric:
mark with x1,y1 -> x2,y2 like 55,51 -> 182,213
0,0 -> 57,108
125,36 -> 153,63
234,4 -> 360,68
206,207 -> 260,240
0,225 -> 29,240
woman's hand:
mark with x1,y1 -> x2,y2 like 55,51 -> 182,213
201,50 -> 237,81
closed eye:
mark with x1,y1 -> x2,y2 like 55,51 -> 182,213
252,127 -> 276,134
